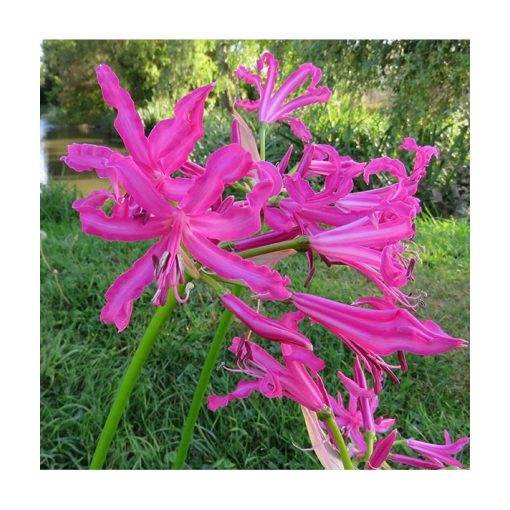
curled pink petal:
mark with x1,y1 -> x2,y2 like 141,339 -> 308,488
61,144 -> 121,197
184,230 -> 292,301
390,453 -> 442,470
180,144 -> 253,215
221,293 -> 310,348
148,83 -> 214,174
106,153 -> 176,218
100,241 -> 165,332
96,64 -> 150,168
283,117 -> 313,142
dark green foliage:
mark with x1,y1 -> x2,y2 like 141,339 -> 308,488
40,188 -> 469,469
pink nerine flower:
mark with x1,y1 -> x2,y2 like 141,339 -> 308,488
207,336 -> 328,412
234,52 -> 332,142
391,430 -> 470,469
292,292 -> 466,357
62,65 -> 292,331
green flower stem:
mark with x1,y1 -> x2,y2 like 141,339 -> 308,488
320,411 -> 355,470
238,236 -> 310,259
199,271 -> 226,294
172,284 -> 243,469
364,430 -> 376,463
260,123 -> 267,160
89,285 -> 184,470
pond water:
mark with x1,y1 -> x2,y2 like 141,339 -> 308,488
40,117 -> 123,195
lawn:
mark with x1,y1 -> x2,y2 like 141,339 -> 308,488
40,185 -> 470,469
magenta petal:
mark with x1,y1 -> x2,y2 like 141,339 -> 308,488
374,417 -> 396,433
73,195 -> 168,241
257,52 -> 279,121
266,63 -> 329,119
391,453 -> 442,470
207,380 -> 262,411
184,229 -> 292,301
364,157 -> 408,184
284,117 -> 313,142
264,206 -> 297,232
179,160 -> 205,177
62,143 -> 115,172
107,153 -> 175,218
234,65 -> 263,94
366,429 -> 398,470
148,83 -> 214,174
180,144 -> 253,215
278,145 -> 294,174
407,435 -> 470,469
336,371 -> 373,399
100,241 -> 164,332
188,204 -> 261,241
293,292 -> 466,356
221,294 -> 311,349
158,176 -> 194,202
61,144 -> 121,197
96,64 -> 150,168
234,98 -> 261,113
311,217 -> 414,253
284,346 -> 325,373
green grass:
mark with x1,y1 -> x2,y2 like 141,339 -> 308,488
40,185 -> 469,469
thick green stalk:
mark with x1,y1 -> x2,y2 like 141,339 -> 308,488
364,430 -> 376,463
172,285 -> 243,469
320,412 -> 355,470
238,236 -> 310,259
89,287 -> 182,469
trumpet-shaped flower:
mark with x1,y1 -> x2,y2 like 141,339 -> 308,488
391,430 -> 470,469
234,52 -> 332,142
292,292 -> 466,384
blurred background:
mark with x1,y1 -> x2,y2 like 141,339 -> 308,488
40,40 -> 469,217
40,40 -> 470,469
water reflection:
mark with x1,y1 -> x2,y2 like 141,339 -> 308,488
40,117 -> 123,195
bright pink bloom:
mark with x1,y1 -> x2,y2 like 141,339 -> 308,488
63,65 -> 292,331
292,292 -> 466,358
392,431 -> 470,469
366,429 -> 399,470
234,52 -> 332,142
207,336 -> 328,412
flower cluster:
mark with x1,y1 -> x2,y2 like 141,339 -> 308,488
63,53 -> 469,469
